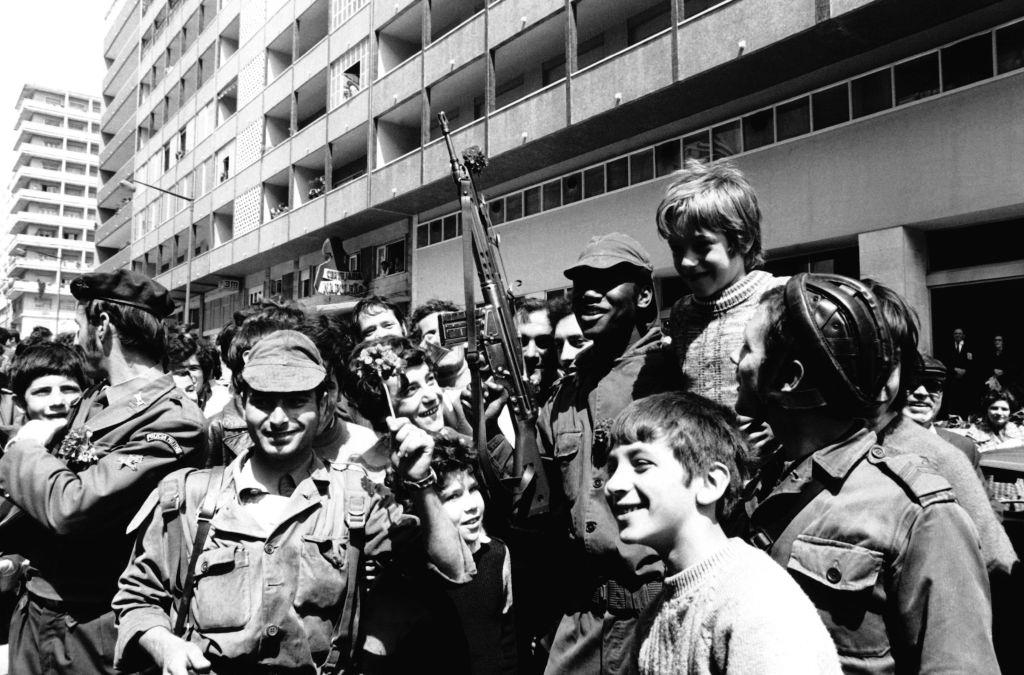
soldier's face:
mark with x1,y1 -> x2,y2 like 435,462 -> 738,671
571,268 -> 647,343
244,389 -> 321,463
21,375 -> 83,422
554,314 -> 591,373
518,310 -> 553,377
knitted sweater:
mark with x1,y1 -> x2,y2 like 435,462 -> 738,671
670,271 -> 786,409
637,538 -> 841,675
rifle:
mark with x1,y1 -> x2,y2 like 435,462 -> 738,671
437,112 -> 550,519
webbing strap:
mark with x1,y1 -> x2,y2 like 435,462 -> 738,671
173,467 -> 225,636
748,478 -> 827,552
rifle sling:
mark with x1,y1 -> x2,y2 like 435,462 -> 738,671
173,467 -> 225,636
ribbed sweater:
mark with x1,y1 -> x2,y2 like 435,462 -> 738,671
637,538 -> 841,675
669,271 -> 787,409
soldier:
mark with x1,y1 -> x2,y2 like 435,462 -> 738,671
734,273 -> 997,672
113,330 -> 473,674
0,269 -> 207,674
537,233 -> 681,674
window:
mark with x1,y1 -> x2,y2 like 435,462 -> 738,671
583,166 -> 605,199
68,119 -> 87,131
64,207 -> 84,219
489,197 -> 506,224
682,130 -> 710,161
627,2 -> 671,46
850,70 -> 892,119
997,21 -> 1024,74
443,214 -> 460,240
65,162 -> 86,174
348,253 -> 359,273
542,181 -> 561,211
376,239 -> 406,276
811,84 -> 849,130
429,219 -> 442,244
775,97 -> 810,141
505,193 -> 523,221
178,127 -> 188,156
67,140 -> 87,153
416,224 -> 429,247
163,143 -> 172,171
606,157 -> 628,191
329,39 -> 369,108
523,187 -> 542,217
562,173 -> 582,204
330,0 -> 368,30
44,95 -> 63,106
941,34 -> 993,91
654,140 -> 681,177
894,53 -> 939,105
742,109 -> 774,150
629,149 -> 654,185
65,185 -> 85,197
682,0 -> 727,18
711,121 -> 741,159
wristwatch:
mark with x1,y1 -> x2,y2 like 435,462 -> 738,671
402,468 -> 438,491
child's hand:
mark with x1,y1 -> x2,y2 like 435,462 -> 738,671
386,416 -> 435,482
12,418 -> 67,447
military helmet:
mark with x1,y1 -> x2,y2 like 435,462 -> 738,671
777,273 -> 895,414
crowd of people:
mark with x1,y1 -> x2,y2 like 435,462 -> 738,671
0,159 -> 1019,674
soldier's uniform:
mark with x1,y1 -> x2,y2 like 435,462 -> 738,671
745,427 -> 999,674
0,270 -> 207,674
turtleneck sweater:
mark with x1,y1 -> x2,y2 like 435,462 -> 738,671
669,270 -> 786,409
637,538 -> 840,675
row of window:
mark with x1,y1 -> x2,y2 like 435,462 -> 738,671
416,18 -> 1024,248
30,92 -> 100,113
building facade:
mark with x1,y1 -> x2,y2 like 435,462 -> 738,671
97,0 -> 1024,351
2,85 -> 103,337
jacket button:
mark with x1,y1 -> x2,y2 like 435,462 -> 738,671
826,565 -> 842,584
264,543 -> 275,554
265,625 -> 279,637
592,478 -> 603,490
870,446 -> 885,459
585,521 -> 596,534
200,561 -> 208,573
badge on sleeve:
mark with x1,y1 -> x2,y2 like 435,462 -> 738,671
119,454 -> 144,471
146,432 -> 183,457
130,393 -> 146,409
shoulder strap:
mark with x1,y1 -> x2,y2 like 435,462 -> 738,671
173,466 -> 226,636
321,462 -> 368,675
748,477 -> 828,552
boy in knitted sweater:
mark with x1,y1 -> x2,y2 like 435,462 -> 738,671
656,160 -> 785,411
605,392 -> 840,675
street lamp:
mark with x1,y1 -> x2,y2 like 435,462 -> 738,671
119,178 -> 196,329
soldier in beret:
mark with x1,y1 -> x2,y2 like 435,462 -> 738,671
0,269 -> 207,674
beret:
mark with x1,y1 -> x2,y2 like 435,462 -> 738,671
71,269 -> 176,319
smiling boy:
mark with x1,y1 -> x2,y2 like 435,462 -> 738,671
656,160 -> 784,410
605,392 -> 840,674
7,342 -> 89,424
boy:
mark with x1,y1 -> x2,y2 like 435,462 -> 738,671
656,160 -> 785,410
605,392 -> 840,674
6,341 -> 89,425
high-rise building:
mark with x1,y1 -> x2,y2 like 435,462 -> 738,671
2,85 -> 103,337
97,0 -> 1024,351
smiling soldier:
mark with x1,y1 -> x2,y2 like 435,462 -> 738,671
536,232 -> 682,674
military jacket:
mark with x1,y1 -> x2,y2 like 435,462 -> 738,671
113,453 -> 418,672
0,369 -> 207,605
746,427 -> 998,674
538,329 -> 680,592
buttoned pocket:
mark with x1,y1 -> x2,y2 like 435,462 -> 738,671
192,546 -> 251,630
786,535 -> 888,658
554,430 -> 582,461
295,535 -> 347,611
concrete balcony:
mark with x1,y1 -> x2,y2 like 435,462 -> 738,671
96,245 -> 132,273
370,150 -> 421,205
95,207 -> 133,248
374,0 -> 419,31
4,280 -> 65,299
372,56 -> 422,118
423,11 -> 484,87
422,118 -> 485,183
488,0 -> 563,47
570,32 -> 674,125
99,119 -> 136,169
489,80 -> 567,156
97,159 -> 136,209
367,270 -> 410,300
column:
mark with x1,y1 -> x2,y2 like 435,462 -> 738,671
857,226 -> 931,353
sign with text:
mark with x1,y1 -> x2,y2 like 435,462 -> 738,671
316,267 -> 365,296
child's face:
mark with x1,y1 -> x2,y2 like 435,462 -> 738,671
439,470 -> 486,550
668,227 -> 746,298
388,363 -> 445,433
22,375 -> 83,421
605,436 -> 699,555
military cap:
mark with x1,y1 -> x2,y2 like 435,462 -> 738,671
564,232 -> 654,280
242,330 -> 326,393
71,270 -> 176,319
916,353 -> 948,382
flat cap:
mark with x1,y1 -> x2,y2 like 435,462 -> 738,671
564,232 -> 654,280
242,330 -> 326,393
916,353 -> 948,381
71,270 -> 176,318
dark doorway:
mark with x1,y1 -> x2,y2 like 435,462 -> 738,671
930,278 -> 1024,357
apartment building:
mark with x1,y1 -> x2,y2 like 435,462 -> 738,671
97,0 -> 1024,350
2,85 -> 102,337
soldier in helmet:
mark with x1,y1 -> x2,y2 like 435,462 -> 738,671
733,273 -> 997,672
0,270 -> 207,674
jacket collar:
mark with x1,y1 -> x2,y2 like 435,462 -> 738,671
79,372 -> 177,433
811,426 -> 876,483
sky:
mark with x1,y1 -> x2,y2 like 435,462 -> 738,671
1,0 -> 109,202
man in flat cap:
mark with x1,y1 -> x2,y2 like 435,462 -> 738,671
114,330 -> 473,674
529,233 -> 680,674
902,353 -> 982,469
0,269 -> 207,674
